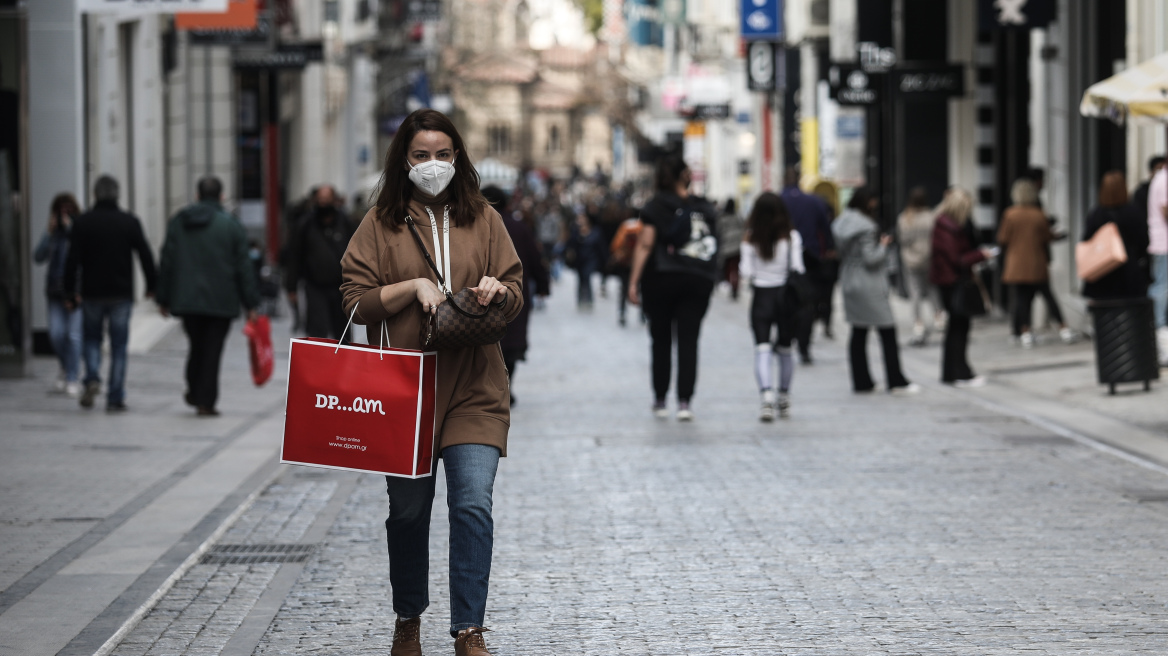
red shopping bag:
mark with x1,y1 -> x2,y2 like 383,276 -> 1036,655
243,315 -> 274,386
282,337 -> 437,478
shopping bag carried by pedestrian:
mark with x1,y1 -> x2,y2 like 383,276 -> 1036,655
242,314 -> 274,386
1075,220 -> 1127,283
282,311 -> 437,478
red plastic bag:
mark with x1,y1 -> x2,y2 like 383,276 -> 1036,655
243,315 -> 274,386
281,338 -> 437,478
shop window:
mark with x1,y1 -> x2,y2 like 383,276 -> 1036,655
488,124 -> 511,155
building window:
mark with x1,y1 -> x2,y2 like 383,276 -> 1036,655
488,124 -> 511,155
546,124 -> 562,153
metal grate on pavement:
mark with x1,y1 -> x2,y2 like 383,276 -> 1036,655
200,543 -> 317,565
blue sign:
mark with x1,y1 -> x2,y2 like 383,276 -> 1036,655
741,0 -> 782,41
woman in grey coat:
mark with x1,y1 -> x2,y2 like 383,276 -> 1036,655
832,188 -> 918,394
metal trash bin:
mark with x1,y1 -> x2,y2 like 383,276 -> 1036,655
1089,297 -> 1160,394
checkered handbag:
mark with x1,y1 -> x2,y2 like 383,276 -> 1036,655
405,215 -> 508,350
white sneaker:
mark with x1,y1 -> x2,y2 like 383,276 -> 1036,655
890,383 -> 922,396
676,402 -> 694,422
50,372 -> 67,394
1059,327 -> 1078,344
1020,332 -> 1035,349
1156,327 -> 1168,367
953,375 -> 987,388
652,401 -> 669,419
777,392 -> 790,418
759,390 -> 776,422
65,381 -> 83,397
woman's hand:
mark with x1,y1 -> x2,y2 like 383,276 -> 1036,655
415,278 -> 445,315
470,276 -> 507,306
879,234 -> 893,247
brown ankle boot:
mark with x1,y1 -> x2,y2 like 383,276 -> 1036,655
453,627 -> 491,656
391,616 -> 422,656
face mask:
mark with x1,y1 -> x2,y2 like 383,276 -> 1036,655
409,160 -> 456,197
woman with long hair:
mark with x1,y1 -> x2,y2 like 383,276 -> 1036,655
33,193 -> 83,395
740,192 -> 805,421
997,178 -> 1057,348
628,156 -> 720,421
930,187 -> 995,386
1081,171 -> 1150,301
831,188 -> 918,394
340,109 -> 524,656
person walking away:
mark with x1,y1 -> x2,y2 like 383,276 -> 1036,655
832,188 -> 918,394
930,187 -> 995,386
897,186 -> 943,346
717,198 -> 745,300
1144,163 -> 1168,365
34,193 -> 83,396
63,175 -> 157,411
609,214 -> 642,326
739,192 -> 804,421
781,167 -> 835,364
340,109 -> 522,656
567,211 -> 605,308
997,179 -> 1056,349
156,177 -> 261,416
628,156 -> 719,420
1024,168 -> 1076,342
482,186 -> 549,405
1084,171 -> 1151,302
284,184 -> 355,340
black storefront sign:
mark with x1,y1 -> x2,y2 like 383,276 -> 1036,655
978,0 -> 1055,31
690,104 -> 731,119
893,64 -> 965,101
189,14 -> 271,45
233,43 -> 323,70
829,65 -> 881,106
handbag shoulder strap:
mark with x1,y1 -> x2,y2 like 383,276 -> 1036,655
405,215 -> 447,289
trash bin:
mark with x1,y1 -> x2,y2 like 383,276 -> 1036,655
1089,297 -> 1160,394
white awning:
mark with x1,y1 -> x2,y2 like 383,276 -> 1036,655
1080,52 -> 1168,125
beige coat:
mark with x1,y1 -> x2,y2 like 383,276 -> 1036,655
340,196 -> 524,457
997,205 -> 1052,284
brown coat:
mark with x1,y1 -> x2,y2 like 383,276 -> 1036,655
997,205 -> 1052,284
340,197 -> 524,457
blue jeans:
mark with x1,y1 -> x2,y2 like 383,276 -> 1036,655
48,300 -> 82,382
82,299 -> 133,406
1151,254 -> 1168,329
385,444 -> 500,636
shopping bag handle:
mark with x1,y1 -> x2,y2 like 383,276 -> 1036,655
337,303 -> 393,359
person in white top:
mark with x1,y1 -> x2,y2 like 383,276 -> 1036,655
740,192 -> 805,421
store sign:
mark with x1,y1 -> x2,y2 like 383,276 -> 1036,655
830,65 -> 881,106
746,41 -> 778,92
978,0 -> 1055,30
740,0 -> 783,41
690,104 -> 731,119
79,0 -> 227,12
233,44 -> 322,69
893,65 -> 965,101
407,0 -> 441,22
176,0 -> 255,31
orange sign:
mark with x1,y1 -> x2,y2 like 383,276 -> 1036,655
175,0 -> 257,30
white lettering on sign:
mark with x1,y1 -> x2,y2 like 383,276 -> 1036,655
314,393 -> 387,415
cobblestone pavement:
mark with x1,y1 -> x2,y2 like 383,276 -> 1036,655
85,276 -> 1168,654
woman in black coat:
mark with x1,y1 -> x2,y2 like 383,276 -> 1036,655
1082,171 -> 1150,300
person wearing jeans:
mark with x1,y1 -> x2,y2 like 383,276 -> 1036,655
339,109 -> 524,656
81,299 -> 133,408
1147,165 -> 1168,364
34,192 -> 83,395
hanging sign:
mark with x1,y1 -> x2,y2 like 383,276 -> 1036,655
746,41 -> 778,92
740,0 -> 783,41
893,64 -> 966,101
829,65 -> 882,106
78,0 -> 227,13
978,0 -> 1056,30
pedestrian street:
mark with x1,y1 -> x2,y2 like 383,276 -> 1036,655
39,274 -> 1161,656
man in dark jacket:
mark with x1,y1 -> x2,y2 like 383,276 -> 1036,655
157,177 -> 260,416
284,185 -> 354,340
64,175 -> 158,411
781,167 -> 836,363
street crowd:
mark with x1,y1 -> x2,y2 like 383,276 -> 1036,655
29,107 -> 1168,655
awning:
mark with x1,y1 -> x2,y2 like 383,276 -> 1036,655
1080,52 -> 1168,125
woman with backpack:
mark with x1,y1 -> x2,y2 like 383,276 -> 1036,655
739,192 -> 805,421
628,156 -> 719,421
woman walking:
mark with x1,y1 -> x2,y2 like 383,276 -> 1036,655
930,187 -> 995,386
997,179 -> 1056,348
340,109 -> 523,656
1081,171 -> 1150,301
832,188 -> 918,394
740,192 -> 805,421
897,186 -> 942,345
33,193 -> 83,396
628,156 -> 719,421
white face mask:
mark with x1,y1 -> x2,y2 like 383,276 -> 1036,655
408,160 -> 456,197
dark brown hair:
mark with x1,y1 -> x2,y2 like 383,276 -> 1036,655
50,193 -> 80,218
905,186 -> 929,210
374,109 -> 489,228
1098,170 -> 1128,208
746,192 -> 792,261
